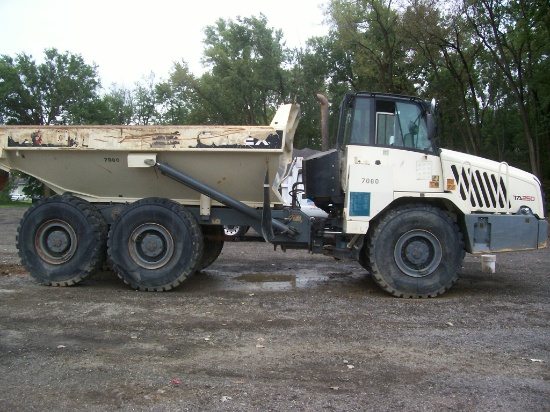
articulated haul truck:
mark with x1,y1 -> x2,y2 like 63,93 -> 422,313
0,92 -> 546,298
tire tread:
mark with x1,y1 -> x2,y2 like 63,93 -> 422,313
365,203 -> 465,298
107,197 -> 203,291
17,194 -> 107,286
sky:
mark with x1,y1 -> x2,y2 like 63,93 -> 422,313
0,0 -> 329,89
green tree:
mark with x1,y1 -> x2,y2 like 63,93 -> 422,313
0,49 -> 102,198
0,172 -> 18,202
156,14 -> 299,130
155,62 -> 193,125
327,0 -> 414,94
293,34 -> 355,149
0,53 -> 42,124
133,73 -> 159,125
199,14 -> 291,124
154,60 -> 218,125
100,84 -> 135,125
465,0 -> 548,177
401,0 -> 489,155
0,48 -> 101,125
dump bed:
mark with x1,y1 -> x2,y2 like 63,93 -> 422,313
0,104 -> 300,206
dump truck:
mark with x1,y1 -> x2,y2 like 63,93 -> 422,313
0,92 -> 547,298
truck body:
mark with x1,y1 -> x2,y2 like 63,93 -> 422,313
0,92 -> 546,297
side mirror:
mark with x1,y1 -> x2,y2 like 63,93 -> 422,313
430,98 -> 439,115
427,113 -> 436,142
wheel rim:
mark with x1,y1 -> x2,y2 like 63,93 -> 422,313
129,223 -> 174,269
35,220 -> 78,265
224,225 -> 241,236
394,229 -> 442,278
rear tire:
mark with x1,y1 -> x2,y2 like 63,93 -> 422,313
363,204 -> 464,298
107,198 -> 203,291
198,225 -> 224,270
17,194 -> 107,286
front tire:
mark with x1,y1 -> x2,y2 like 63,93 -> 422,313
17,194 -> 107,286
107,198 -> 203,291
363,204 -> 464,298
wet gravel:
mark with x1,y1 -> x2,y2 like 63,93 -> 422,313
0,206 -> 549,411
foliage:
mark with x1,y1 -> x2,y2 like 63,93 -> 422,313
101,85 -> 134,125
0,48 -> 101,125
155,63 -> 193,125
328,0 -> 415,94
0,172 -> 17,203
162,14 -> 293,126
21,175 -> 45,199
463,0 -> 548,176
132,73 -> 159,125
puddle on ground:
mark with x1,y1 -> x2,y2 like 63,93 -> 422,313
235,273 -> 294,283
234,273 -> 297,290
186,268 -> 365,293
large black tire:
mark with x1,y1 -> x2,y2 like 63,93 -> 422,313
198,225 -> 224,270
107,198 -> 203,291
17,194 -> 107,286
363,204 -> 464,298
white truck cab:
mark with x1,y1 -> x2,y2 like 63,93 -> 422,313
303,92 -> 547,297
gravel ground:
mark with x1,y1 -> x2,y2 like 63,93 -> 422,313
0,206 -> 549,411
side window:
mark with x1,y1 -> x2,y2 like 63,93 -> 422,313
375,100 -> 400,146
376,112 -> 397,146
344,98 -> 372,145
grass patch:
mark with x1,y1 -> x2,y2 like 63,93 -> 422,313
0,201 -> 31,208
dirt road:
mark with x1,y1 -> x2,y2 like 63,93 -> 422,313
1,206 -> 549,411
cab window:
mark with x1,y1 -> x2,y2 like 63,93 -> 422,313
342,96 -> 434,153
376,100 -> 432,152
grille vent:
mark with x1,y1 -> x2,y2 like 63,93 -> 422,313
450,164 -> 510,210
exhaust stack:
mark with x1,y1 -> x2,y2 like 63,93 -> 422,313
316,93 -> 329,151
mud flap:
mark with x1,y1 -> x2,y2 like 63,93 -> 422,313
261,169 -> 275,242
